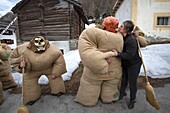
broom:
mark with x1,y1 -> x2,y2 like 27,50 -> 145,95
137,38 -> 160,110
17,61 -> 29,113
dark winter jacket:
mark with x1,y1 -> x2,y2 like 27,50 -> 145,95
117,34 -> 141,67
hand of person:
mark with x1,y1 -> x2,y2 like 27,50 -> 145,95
106,50 -> 118,64
106,57 -> 112,65
112,49 -> 118,56
20,60 -> 27,68
51,74 -> 57,79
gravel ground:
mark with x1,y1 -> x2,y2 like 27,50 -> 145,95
0,84 -> 170,113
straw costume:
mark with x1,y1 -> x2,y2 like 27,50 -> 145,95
10,36 -> 66,105
75,27 -> 123,106
133,26 -> 149,47
0,43 -> 17,90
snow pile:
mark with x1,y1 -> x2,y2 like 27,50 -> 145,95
12,44 -> 170,85
12,50 -> 81,85
140,44 -> 170,78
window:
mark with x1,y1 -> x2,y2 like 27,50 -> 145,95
155,0 -> 170,2
157,17 -> 170,26
154,13 -> 170,30
0,29 -> 13,35
0,29 -> 17,49
0,39 -> 14,44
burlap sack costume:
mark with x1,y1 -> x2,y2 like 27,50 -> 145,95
0,44 -> 17,90
74,27 -> 123,106
0,81 -> 3,104
10,37 -> 66,105
134,26 -> 149,47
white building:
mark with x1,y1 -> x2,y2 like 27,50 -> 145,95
112,0 -> 170,38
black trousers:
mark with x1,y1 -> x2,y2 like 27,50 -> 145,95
119,60 -> 142,100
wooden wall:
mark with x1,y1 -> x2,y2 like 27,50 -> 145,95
17,0 -> 84,41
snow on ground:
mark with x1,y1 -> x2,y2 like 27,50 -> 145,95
12,44 -> 170,85
140,44 -> 170,78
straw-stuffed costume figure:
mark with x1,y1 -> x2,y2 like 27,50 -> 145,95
133,26 -> 149,47
0,43 -> 18,91
74,17 -> 124,106
10,36 -> 66,105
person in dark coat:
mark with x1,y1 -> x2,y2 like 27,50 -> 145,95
112,20 -> 142,109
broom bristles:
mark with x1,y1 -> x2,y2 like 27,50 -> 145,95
145,82 -> 160,110
18,105 -> 29,113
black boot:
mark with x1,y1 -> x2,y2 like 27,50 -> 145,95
118,92 -> 127,100
128,99 -> 136,109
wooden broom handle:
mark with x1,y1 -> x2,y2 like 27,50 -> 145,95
136,38 -> 149,82
22,67 -> 25,105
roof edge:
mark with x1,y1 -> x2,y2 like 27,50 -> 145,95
112,0 -> 124,16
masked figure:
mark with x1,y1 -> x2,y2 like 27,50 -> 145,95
74,27 -> 123,106
10,36 -> 66,105
0,43 -> 18,90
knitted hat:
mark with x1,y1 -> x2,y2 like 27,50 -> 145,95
102,16 -> 119,33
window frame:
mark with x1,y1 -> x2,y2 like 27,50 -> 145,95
0,29 -> 13,35
153,13 -> 170,30
155,0 -> 170,2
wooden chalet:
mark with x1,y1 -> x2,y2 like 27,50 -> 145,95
0,12 -> 17,31
11,0 -> 88,42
